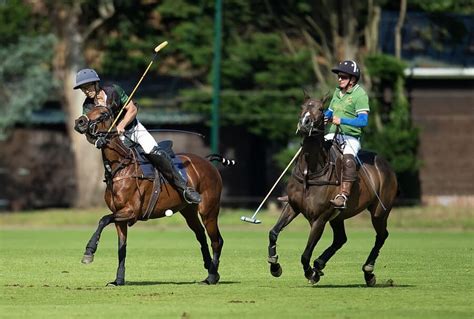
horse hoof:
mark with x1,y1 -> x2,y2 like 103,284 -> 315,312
309,271 -> 321,285
201,273 -> 220,285
81,254 -> 94,264
270,263 -> 282,277
106,280 -> 124,286
304,268 -> 314,281
364,273 -> 376,287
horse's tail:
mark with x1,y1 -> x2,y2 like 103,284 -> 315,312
206,154 -> 236,167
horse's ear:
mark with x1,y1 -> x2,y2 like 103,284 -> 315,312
321,92 -> 331,107
302,88 -> 310,102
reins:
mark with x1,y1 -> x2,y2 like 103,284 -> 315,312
293,109 -> 340,187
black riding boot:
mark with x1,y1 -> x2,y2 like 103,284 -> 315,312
330,154 -> 357,209
146,147 -> 201,204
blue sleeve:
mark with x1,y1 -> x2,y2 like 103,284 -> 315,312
340,113 -> 368,127
324,109 -> 333,119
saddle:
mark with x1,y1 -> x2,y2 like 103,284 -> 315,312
103,140 -> 188,221
133,140 -> 188,183
139,140 -> 190,220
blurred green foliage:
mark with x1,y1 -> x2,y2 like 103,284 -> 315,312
364,54 -> 420,174
0,35 -> 56,139
0,0 -> 55,138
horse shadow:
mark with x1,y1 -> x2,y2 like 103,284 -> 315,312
311,283 -> 414,289
126,280 -> 241,286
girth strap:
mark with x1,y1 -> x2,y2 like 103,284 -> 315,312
292,162 -> 340,186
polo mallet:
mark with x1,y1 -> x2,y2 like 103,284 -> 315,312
107,41 -> 168,134
241,146 -> 302,224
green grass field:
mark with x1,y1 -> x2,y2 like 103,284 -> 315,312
1,207 -> 473,318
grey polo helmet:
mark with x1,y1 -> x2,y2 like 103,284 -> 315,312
73,68 -> 100,89
331,60 -> 360,80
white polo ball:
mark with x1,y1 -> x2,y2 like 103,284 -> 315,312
165,209 -> 173,217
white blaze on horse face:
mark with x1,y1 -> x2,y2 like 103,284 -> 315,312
302,111 -> 311,126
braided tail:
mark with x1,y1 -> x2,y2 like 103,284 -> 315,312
206,154 -> 236,166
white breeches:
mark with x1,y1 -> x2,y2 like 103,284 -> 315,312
324,133 -> 361,156
120,120 -> 157,153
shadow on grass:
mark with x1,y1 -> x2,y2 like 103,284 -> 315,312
312,283 -> 414,288
126,280 -> 240,286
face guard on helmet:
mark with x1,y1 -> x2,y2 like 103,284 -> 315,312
331,60 -> 360,81
73,68 -> 100,89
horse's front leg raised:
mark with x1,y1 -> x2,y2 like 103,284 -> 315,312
108,221 -> 128,286
268,203 -> 299,277
301,218 -> 326,284
82,214 -> 115,264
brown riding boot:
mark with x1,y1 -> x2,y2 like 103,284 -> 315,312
330,154 -> 357,209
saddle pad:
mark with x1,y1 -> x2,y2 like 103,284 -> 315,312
134,140 -> 188,183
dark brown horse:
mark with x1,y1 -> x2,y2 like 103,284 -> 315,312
74,106 -> 231,285
268,96 -> 398,286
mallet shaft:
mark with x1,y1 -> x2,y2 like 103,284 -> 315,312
250,147 -> 302,219
107,41 -> 168,133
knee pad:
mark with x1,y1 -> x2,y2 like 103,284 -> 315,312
342,154 -> 357,181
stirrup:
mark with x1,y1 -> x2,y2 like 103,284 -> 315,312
330,193 -> 348,209
183,187 -> 202,204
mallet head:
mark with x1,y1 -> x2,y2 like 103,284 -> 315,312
154,41 -> 168,53
240,216 -> 261,224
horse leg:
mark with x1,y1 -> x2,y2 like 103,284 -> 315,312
108,221 -> 128,286
301,219 -> 326,284
363,208 -> 390,287
268,203 -> 299,277
181,206 -> 216,284
82,213 -> 115,264
312,217 -> 347,277
200,211 -> 224,285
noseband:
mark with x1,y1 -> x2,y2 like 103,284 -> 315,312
83,107 -> 114,139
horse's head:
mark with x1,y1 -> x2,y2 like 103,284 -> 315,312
74,106 -> 114,145
297,96 -> 326,136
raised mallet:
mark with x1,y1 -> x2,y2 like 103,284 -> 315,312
241,147 -> 302,224
107,41 -> 169,133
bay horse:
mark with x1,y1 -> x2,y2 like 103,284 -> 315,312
267,96 -> 398,286
74,106 -> 232,286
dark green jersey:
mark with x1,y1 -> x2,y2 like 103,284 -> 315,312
82,84 -> 137,129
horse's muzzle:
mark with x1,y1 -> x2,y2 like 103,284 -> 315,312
74,116 -> 88,134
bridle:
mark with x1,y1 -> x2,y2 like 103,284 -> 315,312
296,101 -> 325,137
75,106 -> 117,144
86,107 -> 114,139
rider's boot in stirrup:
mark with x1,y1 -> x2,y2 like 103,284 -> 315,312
330,154 -> 357,209
145,147 -> 202,204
